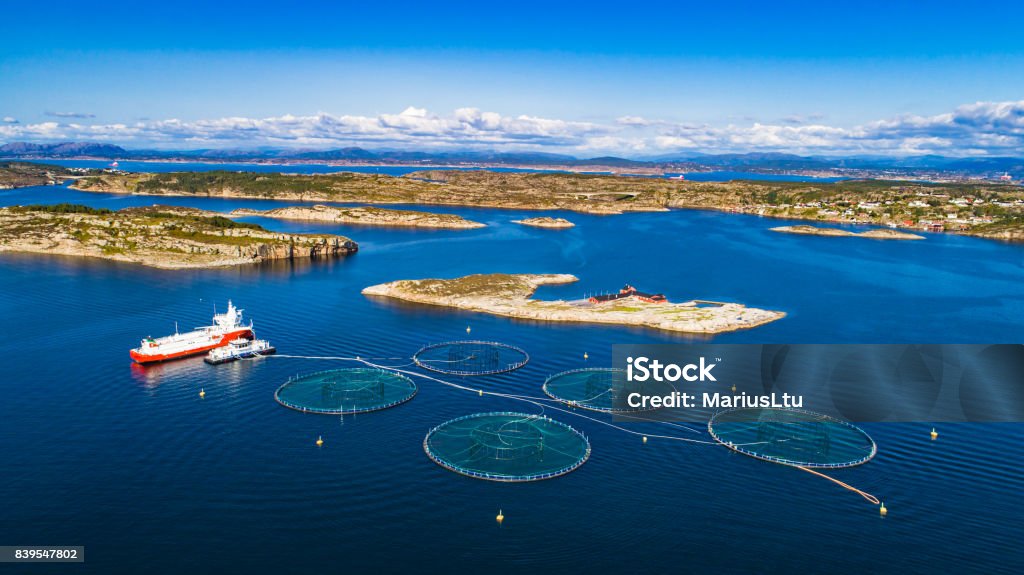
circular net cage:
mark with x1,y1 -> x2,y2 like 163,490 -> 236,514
275,368 -> 417,414
413,341 -> 529,376
707,407 -> 877,468
423,412 -> 591,482
542,368 -> 652,413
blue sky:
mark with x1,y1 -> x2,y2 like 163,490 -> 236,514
2,0 -> 1023,156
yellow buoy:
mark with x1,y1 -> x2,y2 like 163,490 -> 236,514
316,435 -> 324,447
478,389 -> 483,396
880,502 -> 887,517
466,326 -> 472,334
199,388 -> 205,398
642,436 -> 648,444
930,428 -> 938,440
583,352 -> 589,360
496,509 -> 504,525
731,384 -> 737,393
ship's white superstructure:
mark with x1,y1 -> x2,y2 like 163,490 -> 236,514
130,301 -> 254,364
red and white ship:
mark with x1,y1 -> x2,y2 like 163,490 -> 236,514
130,301 -> 254,364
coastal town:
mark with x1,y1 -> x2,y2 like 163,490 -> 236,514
725,185 -> 1024,235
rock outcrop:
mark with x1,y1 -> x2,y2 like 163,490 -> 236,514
771,225 -> 925,240
511,217 -> 575,228
230,205 -> 485,229
0,204 -> 357,269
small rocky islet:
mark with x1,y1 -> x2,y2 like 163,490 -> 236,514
511,217 -> 575,228
770,225 -> 926,240
362,273 -> 785,334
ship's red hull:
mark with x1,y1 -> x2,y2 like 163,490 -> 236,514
129,329 -> 253,364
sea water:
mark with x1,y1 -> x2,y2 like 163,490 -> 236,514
0,182 -> 1021,573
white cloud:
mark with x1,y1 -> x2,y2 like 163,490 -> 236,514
399,106 -> 428,117
1,116 -> 17,124
2,101 -> 1024,156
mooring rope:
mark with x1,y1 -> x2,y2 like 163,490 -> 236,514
796,466 -> 880,505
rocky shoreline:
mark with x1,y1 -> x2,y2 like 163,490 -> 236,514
961,222 -> 1024,242
0,204 -> 357,269
771,225 -> 925,240
361,273 -> 784,334
512,217 -> 575,228
229,205 -> 485,228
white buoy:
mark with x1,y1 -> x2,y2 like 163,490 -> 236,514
466,326 -> 472,334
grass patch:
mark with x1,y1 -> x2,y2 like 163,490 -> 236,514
12,203 -> 112,215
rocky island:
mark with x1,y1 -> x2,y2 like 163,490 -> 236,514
69,169 -> 1024,240
229,204 -> 485,228
512,217 -> 575,228
0,204 -> 357,269
361,273 -> 784,334
70,169 -> 673,214
770,225 -> 925,240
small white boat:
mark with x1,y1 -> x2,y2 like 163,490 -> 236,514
204,337 -> 276,365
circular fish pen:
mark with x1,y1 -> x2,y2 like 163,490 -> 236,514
542,368 -> 651,413
423,412 -> 591,482
413,341 -> 529,376
707,407 -> 877,468
275,368 -> 417,414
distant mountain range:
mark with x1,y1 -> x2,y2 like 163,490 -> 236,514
1,141 -> 1021,175
0,142 -> 129,158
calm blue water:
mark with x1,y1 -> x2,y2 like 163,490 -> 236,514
0,183 -> 1022,573
21,159 -> 845,182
